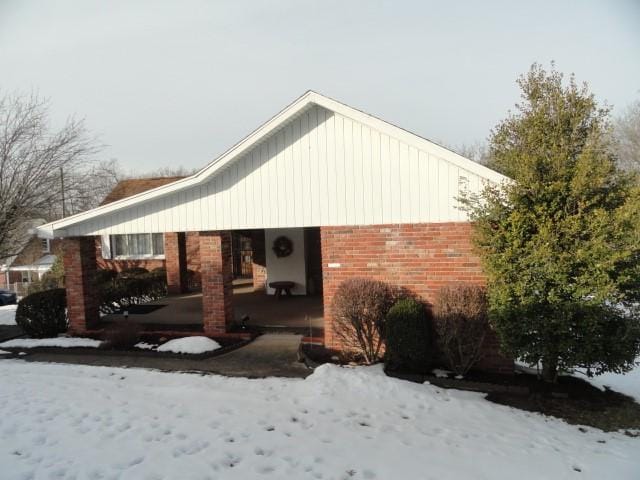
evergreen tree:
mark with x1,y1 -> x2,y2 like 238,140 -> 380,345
462,63 -> 640,382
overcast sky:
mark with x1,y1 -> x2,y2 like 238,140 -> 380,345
1,0 -> 639,173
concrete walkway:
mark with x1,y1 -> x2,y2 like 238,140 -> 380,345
10,333 -> 311,379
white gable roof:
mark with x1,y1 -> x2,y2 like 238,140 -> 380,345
38,91 -> 508,238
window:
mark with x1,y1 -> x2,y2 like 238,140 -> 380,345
41,238 -> 50,253
110,233 -> 164,259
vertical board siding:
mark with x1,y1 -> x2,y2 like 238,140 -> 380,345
70,105 -> 492,235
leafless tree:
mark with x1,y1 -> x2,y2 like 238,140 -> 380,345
456,141 -> 490,165
614,99 -> 640,172
0,91 -> 101,261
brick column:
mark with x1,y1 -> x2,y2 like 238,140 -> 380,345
63,237 -> 99,334
251,230 -> 267,291
200,231 -> 233,335
164,232 -> 187,294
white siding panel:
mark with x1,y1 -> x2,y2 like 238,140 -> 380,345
68,104 -> 488,235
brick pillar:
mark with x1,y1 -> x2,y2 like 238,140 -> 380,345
251,230 -> 267,291
165,232 -> 187,294
63,237 -> 99,334
200,231 -> 233,335
186,232 -> 201,291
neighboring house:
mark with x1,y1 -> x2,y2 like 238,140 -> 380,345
37,91 -> 512,371
0,220 -> 62,292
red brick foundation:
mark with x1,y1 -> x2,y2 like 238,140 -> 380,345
320,223 -> 513,373
63,237 -> 99,334
199,231 -> 233,335
165,232 -> 187,294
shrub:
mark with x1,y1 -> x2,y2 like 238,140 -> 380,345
15,288 -> 68,338
93,269 -> 118,285
103,321 -> 142,349
118,267 -> 149,278
434,284 -> 489,376
96,271 -> 167,314
385,298 -> 432,372
331,278 -> 397,364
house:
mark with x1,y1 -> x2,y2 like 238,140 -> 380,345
0,220 -> 62,294
37,91 -> 512,372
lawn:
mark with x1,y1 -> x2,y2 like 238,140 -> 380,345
0,360 -> 638,480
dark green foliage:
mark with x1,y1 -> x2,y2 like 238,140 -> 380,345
15,288 -> 68,338
118,267 -> 149,278
385,298 -> 431,372
92,268 -> 117,284
97,268 -> 167,314
461,63 -> 640,381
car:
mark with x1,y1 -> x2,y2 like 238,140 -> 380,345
0,289 -> 17,306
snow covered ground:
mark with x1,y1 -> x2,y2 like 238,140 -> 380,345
0,337 -> 103,349
0,361 -> 638,479
584,364 -> 640,402
0,304 -> 17,325
156,336 -> 221,354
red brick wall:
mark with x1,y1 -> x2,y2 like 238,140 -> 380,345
251,230 -> 267,291
199,231 -> 233,334
164,232 -> 187,294
186,232 -> 201,290
321,223 -> 513,373
63,237 -> 99,333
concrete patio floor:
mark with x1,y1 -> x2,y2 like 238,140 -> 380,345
102,279 -> 324,331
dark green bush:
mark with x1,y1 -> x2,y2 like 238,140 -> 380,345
117,267 -> 149,278
385,298 -> 432,372
92,269 -> 118,285
97,271 -> 167,314
15,288 -> 68,338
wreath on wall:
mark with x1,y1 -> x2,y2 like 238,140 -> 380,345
272,236 -> 294,258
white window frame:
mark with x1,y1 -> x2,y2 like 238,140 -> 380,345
110,233 -> 165,260
41,238 -> 50,253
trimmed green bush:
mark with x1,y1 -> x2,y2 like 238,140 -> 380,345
92,268 -> 118,285
15,288 -> 68,338
117,267 -> 149,278
97,271 -> 167,314
385,298 -> 432,372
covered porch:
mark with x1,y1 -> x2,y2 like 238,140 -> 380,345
100,278 -> 324,333
63,226 -> 325,337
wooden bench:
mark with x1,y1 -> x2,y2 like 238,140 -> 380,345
269,281 -> 295,299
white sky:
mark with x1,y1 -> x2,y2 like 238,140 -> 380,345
1,0 -> 639,173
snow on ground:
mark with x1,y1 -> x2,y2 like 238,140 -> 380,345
0,304 -> 17,325
0,337 -> 103,349
582,359 -> 640,403
156,336 -> 221,354
0,361 -> 637,480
